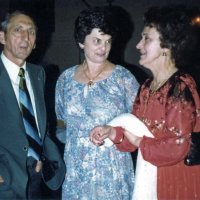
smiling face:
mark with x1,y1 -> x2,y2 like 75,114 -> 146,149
0,14 -> 36,66
136,26 -> 165,70
79,28 -> 112,64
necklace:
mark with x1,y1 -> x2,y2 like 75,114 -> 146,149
150,68 -> 178,93
150,78 -> 168,93
83,61 -> 106,88
82,61 -> 107,98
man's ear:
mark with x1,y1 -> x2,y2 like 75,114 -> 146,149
0,31 -> 6,45
78,42 -> 84,49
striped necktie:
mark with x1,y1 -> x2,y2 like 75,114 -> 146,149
18,68 -> 42,160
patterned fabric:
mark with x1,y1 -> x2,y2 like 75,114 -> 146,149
113,71 -> 200,199
18,68 -> 42,160
55,65 -> 139,200
133,71 -> 200,199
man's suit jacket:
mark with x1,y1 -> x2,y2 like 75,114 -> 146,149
0,58 -> 65,198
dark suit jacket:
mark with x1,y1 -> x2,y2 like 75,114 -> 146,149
0,58 -> 65,198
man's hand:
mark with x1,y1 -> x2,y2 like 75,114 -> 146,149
0,175 -> 4,183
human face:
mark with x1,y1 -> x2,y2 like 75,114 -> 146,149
79,28 -> 112,64
136,26 -> 163,69
0,14 -> 36,66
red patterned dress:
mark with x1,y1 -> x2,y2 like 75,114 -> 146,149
115,71 -> 200,200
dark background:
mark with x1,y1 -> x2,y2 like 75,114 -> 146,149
0,0 -> 199,77
0,0 -> 199,84
0,0 -> 199,199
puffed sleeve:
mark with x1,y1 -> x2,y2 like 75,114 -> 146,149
140,76 -> 200,167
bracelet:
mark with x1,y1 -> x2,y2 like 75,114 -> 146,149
113,127 -> 125,144
116,134 -> 124,144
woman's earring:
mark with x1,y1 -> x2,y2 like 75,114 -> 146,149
162,52 -> 167,56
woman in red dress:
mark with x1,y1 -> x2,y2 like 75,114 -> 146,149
90,5 -> 200,200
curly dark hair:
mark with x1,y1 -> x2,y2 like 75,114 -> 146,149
74,6 -> 117,46
143,5 -> 199,69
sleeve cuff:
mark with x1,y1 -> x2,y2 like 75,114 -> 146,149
112,127 -> 124,144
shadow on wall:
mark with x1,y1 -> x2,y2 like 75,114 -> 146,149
106,5 -> 149,167
184,24 -> 200,92
108,5 -> 149,84
76,5 -> 150,84
44,64 -> 60,140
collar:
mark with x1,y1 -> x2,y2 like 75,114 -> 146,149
1,52 -> 26,83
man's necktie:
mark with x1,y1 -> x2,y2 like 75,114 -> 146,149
18,68 -> 42,160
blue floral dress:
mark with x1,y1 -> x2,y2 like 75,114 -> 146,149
55,65 -> 139,200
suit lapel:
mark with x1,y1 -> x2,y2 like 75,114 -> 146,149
0,59 -> 23,123
0,59 -> 46,141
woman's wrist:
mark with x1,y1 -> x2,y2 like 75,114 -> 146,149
135,137 -> 142,147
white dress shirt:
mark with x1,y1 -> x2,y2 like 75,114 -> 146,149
1,52 -> 41,136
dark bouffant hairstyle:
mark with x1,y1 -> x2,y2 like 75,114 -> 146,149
74,6 -> 117,46
144,5 -> 199,69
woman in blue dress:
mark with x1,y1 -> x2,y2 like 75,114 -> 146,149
55,6 -> 139,200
